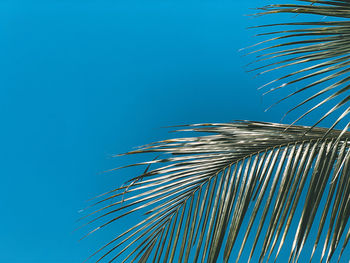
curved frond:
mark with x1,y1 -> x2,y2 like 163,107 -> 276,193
251,0 -> 350,135
83,121 -> 350,262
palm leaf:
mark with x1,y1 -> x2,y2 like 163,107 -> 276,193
83,121 -> 350,262
250,0 -> 350,135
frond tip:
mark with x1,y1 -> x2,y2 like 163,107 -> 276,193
83,121 -> 350,262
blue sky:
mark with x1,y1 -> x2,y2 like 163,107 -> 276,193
1,1 -> 347,262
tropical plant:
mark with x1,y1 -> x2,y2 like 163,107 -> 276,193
82,0 -> 350,262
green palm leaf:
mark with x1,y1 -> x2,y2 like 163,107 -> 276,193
83,121 -> 350,262
250,0 -> 350,135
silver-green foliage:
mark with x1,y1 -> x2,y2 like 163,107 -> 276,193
83,1 -> 350,262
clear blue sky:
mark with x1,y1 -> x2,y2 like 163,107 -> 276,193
1,1 -> 345,262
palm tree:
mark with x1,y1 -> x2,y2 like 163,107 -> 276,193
82,1 -> 350,262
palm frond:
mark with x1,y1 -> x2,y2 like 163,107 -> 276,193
83,121 -> 350,262
250,0 -> 350,135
